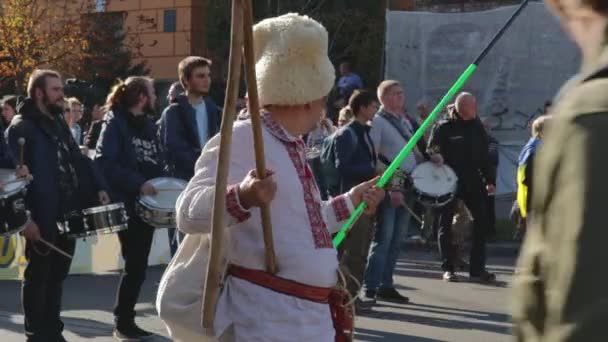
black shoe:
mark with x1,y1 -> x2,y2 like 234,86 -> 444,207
376,287 -> 409,304
113,323 -> 153,341
469,271 -> 497,284
354,298 -> 374,315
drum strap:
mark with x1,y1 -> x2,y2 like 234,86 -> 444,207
379,111 -> 423,161
379,111 -> 412,142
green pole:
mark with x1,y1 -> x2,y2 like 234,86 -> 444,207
333,65 -> 476,248
333,0 -> 530,248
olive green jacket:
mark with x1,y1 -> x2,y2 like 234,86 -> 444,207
512,47 -> 608,342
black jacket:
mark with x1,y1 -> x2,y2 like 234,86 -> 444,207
7,99 -> 108,240
427,111 -> 495,193
157,95 -> 221,180
0,122 -> 15,169
95,108 -> 164,214
84,119 -> 104,150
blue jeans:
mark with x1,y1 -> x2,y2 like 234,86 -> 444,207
364,197 -> 411,291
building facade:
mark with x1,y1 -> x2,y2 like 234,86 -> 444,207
102,0 -> 207,81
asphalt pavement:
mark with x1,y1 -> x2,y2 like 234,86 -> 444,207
0,250 -> 516,342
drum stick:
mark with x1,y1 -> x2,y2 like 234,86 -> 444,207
243,0 -> 276,275
333,0 -> 531,248
39,237 -> 73,259
400,200 -> 423,224
202,0 -> 244,332
18,137 -> 25,167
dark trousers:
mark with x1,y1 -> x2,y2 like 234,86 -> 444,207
113,216 -> 155,326
437,189 -> 488,276
338,214 -> 374,297
167,228 -> 184,256
487,195 -> 496,238
22,233 -> 76,340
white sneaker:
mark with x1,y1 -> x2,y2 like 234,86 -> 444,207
442,271 -> 458,282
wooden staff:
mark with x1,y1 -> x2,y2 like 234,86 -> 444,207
201,0 -> 245,332
242,0 -> 277,274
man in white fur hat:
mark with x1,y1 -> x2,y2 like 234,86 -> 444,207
160,13 -> 385,342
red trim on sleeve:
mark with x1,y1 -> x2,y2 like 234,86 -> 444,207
330,195 -> 351,222
226,184 -> 251,223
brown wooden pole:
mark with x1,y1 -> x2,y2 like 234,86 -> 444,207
242,0 -> 277,274
201,0 -> 244,331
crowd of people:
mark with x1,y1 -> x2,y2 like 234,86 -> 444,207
0,24 -> 524,342
0,0 -> 607,340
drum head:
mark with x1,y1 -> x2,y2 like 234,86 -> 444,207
0,169 -> 27,197
140,177 -> 187,210
411,162 -> 458,197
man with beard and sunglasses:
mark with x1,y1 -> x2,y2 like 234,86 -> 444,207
95,76 -> 164,341
7,69 -> 110,342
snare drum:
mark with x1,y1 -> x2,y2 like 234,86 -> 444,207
0,169 -> 29,236
411,162 -> 458,208
135,177 -> 187,228
59,203 -> 128,239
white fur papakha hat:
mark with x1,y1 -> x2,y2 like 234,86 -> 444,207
253,13 -> 335,106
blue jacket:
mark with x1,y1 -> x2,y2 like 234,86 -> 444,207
334,120 -> 377,192
95,108 -> 164,211
158,95 -> 221,180
7,98 -> 108,240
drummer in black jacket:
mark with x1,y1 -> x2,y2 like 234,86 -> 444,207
427,92 -> 496,283
7,69 -> 110,342
95,76 -> 163,340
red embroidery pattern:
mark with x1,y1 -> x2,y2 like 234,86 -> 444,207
262,113 -> 333,249
226,184 -> 251,223
330,195 -> 350,222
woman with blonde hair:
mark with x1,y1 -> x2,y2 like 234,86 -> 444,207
337,105 -> 354,127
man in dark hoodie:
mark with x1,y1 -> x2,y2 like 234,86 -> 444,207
95,76 -> 164,341
158,56 -> 221,254
427,92 -> 496,283
7,69 -> 109,342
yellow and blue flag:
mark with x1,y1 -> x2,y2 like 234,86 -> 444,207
517,138 -> 540,218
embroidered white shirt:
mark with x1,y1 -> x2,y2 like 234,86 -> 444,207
175,112 -> 355,341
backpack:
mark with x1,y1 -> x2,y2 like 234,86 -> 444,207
320,125 -> 358,196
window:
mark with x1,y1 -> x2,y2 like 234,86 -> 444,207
164,9 -> 176,32
95,0 -> 106,12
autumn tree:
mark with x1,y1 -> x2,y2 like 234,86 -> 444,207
76,10 -> 150,106
0,0 -> 96,93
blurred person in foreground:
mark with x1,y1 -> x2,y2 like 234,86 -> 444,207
513,1 -> 608,341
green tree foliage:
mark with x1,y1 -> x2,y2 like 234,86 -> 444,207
77,10 -> 150,106
205,0 -> 387,89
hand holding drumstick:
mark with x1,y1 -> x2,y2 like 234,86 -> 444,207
140,181 -> 158,196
